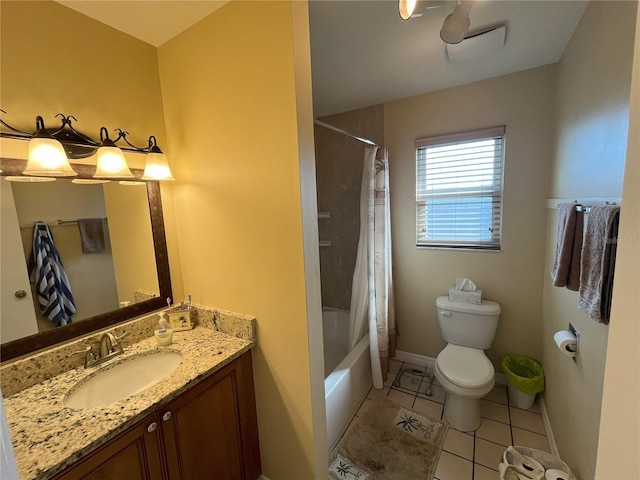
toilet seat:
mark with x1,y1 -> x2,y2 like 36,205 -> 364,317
436,344 -> 494,388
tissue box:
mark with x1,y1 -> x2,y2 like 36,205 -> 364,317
167,306 -> 193,331
448,288 -> 483,304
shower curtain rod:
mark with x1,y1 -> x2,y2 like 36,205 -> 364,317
314,119 -> 378,147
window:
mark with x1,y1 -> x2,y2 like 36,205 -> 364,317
416,126 -> 505,250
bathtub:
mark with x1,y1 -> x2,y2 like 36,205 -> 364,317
323,309 -> 372,450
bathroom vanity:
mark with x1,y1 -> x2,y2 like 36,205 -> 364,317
51,351 -> 260,480
1,307 -> 261,480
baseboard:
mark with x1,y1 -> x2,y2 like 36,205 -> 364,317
393,350 -> 434,369
539,396 -> 558,456
394,350 -> 508,385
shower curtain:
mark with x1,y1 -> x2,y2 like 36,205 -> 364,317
348,146 -> 397,389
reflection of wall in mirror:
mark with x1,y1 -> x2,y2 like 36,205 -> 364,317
1,180 -> 38,343
103,182 -> 160,306
11,180 -> 119,332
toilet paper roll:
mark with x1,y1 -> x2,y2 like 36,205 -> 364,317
554,330 -> 578,357
545,469 -> 570,480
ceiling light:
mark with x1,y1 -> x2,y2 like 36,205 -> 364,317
399,0 -> 444,20
440,1 -> 474,44
399,0 -> 419,19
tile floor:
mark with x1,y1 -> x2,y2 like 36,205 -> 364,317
347,359 -> 550,480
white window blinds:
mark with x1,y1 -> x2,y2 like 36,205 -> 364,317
416,126 -> 505,250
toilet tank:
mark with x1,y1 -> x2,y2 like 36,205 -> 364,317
436,296 -> 501,349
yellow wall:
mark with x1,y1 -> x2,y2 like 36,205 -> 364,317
384,65 -> 556,368
0,1 -> 167,150
103,182 -> 159,304
2,3 -> 323,477
541,3 -> 637,479
0,0 -> 184,317
157,2 -> 322,477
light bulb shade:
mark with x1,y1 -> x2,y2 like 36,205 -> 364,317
399,0 -> 418,19
141,151 -> 175,181
94,146 -> 134,178
399,0 -> 443,20
24,137 -> 77,176
5,175 -> 57,183
119,180 -> 147,186
72,178 -> 111,184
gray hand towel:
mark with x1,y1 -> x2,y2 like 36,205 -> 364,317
551,203 -> 583,291
578,204 -> 620,323
77,218 -> 106,254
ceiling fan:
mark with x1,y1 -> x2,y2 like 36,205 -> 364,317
399,0 -> 475,44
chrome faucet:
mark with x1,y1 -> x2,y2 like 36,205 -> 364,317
99,332 -> 123,358
72,331 -> 126,368
72,345 -> 97,369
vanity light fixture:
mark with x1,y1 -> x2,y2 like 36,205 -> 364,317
4,175 -> 56,183
94,127 -> 134,179
0,112 -> 174,181
141,136 -> 175,181
119,180 -> 147,186
72,179 -> 111,185
23,116 -> 77,177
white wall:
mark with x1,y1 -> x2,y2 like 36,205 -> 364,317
595,4 -> 640,479
541,2 -> 637,479
0,181 -> 38,343
385,65 -> 556,368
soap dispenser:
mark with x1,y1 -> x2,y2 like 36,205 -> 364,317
154,316 -> 174,346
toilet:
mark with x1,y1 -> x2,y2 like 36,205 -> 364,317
434,296 -> 501,432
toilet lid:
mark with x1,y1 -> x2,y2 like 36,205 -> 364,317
437,344 -> 494,388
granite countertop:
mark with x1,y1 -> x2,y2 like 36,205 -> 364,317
4,326 -> 253,480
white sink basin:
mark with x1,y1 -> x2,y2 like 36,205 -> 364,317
65,352 -> 182,409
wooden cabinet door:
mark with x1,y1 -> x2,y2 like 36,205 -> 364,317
51,414 -> 164,480
160,352 -> 261,480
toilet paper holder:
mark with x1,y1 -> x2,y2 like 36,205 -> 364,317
567,323 -> 580,363
569,322 -> 580,356
553,324 -> 580,362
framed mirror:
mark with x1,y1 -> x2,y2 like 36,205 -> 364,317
0,158 -> 172,362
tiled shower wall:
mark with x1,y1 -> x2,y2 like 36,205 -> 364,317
314,105 -> 384,310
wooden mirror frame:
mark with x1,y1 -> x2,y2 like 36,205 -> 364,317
0,158 -> 172,362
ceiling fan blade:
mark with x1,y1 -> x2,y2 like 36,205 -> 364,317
440,0 -> 474,44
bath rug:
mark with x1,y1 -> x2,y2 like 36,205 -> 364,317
329,396 -> 448,480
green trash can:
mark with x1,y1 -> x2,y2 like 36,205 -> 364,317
501,354 -> 545,409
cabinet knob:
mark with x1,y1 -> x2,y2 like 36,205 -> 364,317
148,422 -> 158,433
162,411 -> 172,422
14,290 -> 27,299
